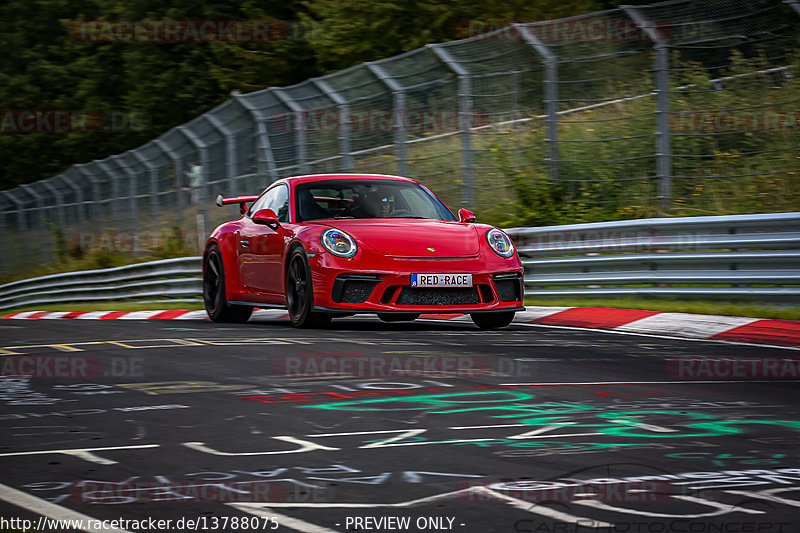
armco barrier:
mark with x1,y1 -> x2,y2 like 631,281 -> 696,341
1,212 -> 799,311
0,257 -> 202,311
506,212 -> 800,301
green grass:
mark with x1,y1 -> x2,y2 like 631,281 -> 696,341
525,297 -> 800,321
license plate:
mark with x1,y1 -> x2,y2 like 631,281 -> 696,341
410,274 -> 472,287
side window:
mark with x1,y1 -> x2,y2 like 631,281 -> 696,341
249,185 -> 289,222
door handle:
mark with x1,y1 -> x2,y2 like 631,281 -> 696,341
240,239 -> 250,247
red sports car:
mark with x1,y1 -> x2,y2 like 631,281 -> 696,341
203,174 -> 524,328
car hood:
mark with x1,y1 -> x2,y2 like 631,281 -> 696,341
322,219 -> 482,257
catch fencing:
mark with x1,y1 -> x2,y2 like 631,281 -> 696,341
1,212 -> 798,311
1,0 -> 799,276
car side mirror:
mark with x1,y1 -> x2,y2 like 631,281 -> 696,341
458,209 -> 476,223
252,208 -> 280,229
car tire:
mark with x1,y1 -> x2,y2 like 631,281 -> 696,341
377,313 -> 420,322
471,311 -> 515,330
204,244 -> 253,323
286,247 -> 332,328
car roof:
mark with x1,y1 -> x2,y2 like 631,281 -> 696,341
279,174 -> 421,186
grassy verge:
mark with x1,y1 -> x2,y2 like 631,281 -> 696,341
525,297 -> 800,321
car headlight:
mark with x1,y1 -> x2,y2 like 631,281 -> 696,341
486,228 -> 515,258
321,228 -> 358,258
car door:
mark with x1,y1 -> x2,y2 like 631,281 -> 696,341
238,184 -> 291,300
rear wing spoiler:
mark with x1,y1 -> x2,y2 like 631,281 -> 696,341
216,194 -> 259,215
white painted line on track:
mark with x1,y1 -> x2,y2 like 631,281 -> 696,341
0,482 -> 134,533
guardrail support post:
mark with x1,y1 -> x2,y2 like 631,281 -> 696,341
428,44 -> 476,208
786,0 -> 800,16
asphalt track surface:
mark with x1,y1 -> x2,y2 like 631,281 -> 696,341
1,316 -> 799,533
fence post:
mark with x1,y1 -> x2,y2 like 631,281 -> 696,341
514,24 -> 559,181
312,78 -> 353,172
2,190 -> 25,232
41,179 -> 65,228
20,184 -> 50,263
365,62 -> 407,176
75,163 -> 102,221
205,114 -> 239,215
787,0 -> 800,16
110,155 -> 138,237
273,88 -> 308,174
233,92 -> 279,185
96,160 -> 121,232
428,44 -> 475,207
178,126 -> 210,249
622,6 -> 672,210
60,172 -> 85,225
130,150 -> 160,229
154,139 -> 184,231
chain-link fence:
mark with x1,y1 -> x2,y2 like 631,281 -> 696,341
1,0 -> 799,276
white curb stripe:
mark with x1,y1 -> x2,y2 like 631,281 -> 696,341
615,312 -> 759,338
39,312 -> 71,319
116,310 -> 165,320
171,310 -> 210,320
8,311 -> 40,319
75,311 -> 113,319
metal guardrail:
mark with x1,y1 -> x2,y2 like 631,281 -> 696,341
506,212 -> 800,301
1,213 -> 799,311
0,257 -> 202,311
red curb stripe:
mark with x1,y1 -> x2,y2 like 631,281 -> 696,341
149,310 -> 191,320
100,311 -> 129,320
710,319 -> 800,347
2,312 -> 21,319
534,307 -> 662,329
27,311 -> 50,319
61,311 -> 87,319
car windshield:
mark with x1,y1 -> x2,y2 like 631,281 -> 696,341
294,179 -> 457,222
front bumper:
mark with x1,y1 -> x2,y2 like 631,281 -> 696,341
308,252 -> 524,314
